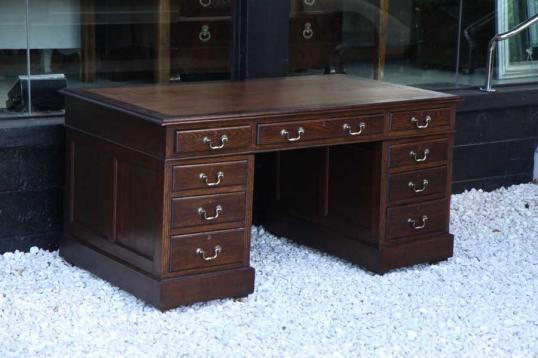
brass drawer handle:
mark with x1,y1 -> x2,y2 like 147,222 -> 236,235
199,0 -> 211,7
199,171 -> 224,187
196,245 -> 222,261
304,0 -> 315,5
281,127 -> 305,142
343,122 -> 366,136
409,148 -> 430,163
199,25 -> 211,42
408,179 -> 429,193
203,134 -> 228,150
408,215 -> 429,230
303,23 -> 314,40
410,115 -> 432,129
198,205 -> 223,221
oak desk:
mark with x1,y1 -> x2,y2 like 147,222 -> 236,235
60,75 -> 460,310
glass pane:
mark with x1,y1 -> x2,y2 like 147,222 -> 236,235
455,0 -> 495,87
382,0 -> 460,88
26,0 -> 234,115
287,0 -> 461,89
496,0 -> 538,83
0,0 -> 29,117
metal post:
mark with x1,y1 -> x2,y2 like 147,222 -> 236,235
481,14 -> 538,93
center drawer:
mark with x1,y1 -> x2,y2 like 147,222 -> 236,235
171,192 -> 246,229
257,114 -> 385,146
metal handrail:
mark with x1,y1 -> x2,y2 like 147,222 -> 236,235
481,14 -> 538,92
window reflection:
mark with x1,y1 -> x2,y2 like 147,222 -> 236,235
2,0 -> 538,118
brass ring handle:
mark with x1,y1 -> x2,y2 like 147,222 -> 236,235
199,0 -> 211,7
343,122 -> 366,136
199,171 -> 224,187
408,215 -> 428,230
203,134 -> 228,150
304,0 -> 315,6
410,115 -> 432,129
196,245 -> 222,261
303,23 -> 314,40
409,148 -> 430,162
408,179 -> 429,193
198,205 -> 223,221
199,25 -> 211,42
281,127 -> 305,142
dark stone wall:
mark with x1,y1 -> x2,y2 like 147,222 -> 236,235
450,86 -> 538,193
0,118 -> 64,253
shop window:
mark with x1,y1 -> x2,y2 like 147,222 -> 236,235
1,0 -> 538,119
1,0 -> 235,118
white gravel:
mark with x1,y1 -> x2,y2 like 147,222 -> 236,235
1,184 -> 537,357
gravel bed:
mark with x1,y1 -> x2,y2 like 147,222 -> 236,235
1,184 -> 537,357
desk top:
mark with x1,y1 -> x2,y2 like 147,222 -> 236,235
64,75 -> 459,124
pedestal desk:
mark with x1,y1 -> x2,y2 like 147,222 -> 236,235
60,75 -> 460,310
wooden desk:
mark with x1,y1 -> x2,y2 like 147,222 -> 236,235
60,75 -> 460,310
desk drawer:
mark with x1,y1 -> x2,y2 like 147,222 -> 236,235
172,19 -> 231,48
171,192 -> 246,229
179,0 -> 232,18
257,114 -> 384,146
327,114 -> 385,137
175,126 -> 252,155
169,228 -> 244,272
390,108 -> 450,133
172,160 -> 248,192
389,138 -> 449,169
388,166 -> 448,203
386,199 -> 449,241
290,14 -> 342,45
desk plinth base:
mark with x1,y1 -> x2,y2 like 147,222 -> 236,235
265,215 -> 453,274
60,235 -> 255,311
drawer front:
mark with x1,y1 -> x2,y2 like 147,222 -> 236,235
171,192 -> 246,229
386,199 -> 449,241
179,0 -> 232,17
172,160 -> 248,192
169,228 -> 244,272
290,13 -> 343,45
388,166 -> 448,203
172,19 -> 231,48
389,138 -> 449,169
390,108 -> 451,133
175,126 -> 252,155
258,114 -> 384,146
327,114 -> 385,137
257,119 -> 331,146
